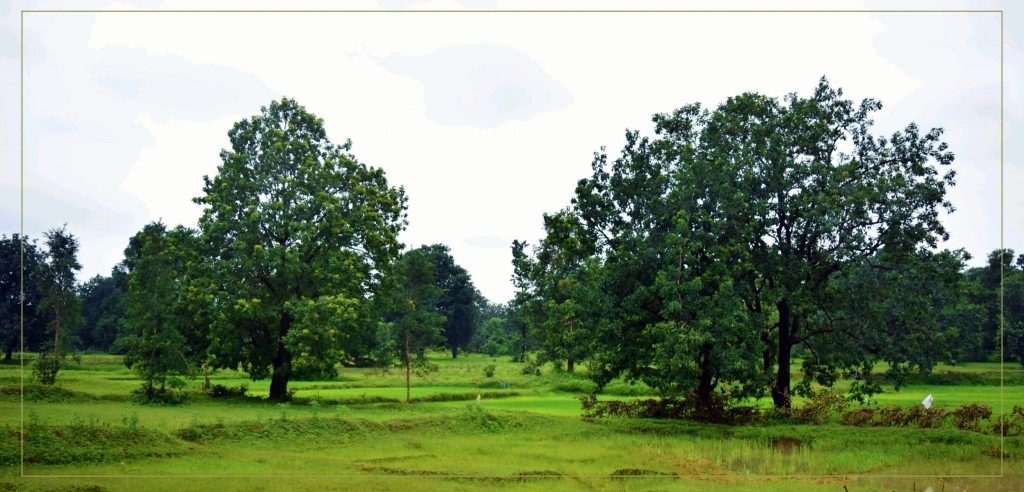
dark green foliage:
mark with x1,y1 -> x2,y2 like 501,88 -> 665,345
474,316 -> 515,356
519,78 -> 961,410
0,234 -> 46,361
76,270 -> 126,353
482,364 -> 496,378
194,98 -> 407,401
416,244 -> 481,359
997,251 -> 1024,366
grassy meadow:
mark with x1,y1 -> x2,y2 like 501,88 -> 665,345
1,353 -> 1022,491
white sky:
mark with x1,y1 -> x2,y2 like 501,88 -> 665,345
1,0 -> 1020,303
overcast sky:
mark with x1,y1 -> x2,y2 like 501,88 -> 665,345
1,0 -> 1020,303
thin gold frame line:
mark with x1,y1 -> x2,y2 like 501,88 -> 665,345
19,9 -> 1006,13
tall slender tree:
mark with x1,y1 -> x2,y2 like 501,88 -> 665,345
34,226 -> 82,384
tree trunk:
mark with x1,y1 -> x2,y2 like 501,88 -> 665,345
695,343 -> 717,415
405,331 -> 411,403
451,344 -> 458,359
566,357 -> 574,374
3,344 -> 12,362
268,313 -> 293,401
772,299 -> 792,410
203,362 -> 210,391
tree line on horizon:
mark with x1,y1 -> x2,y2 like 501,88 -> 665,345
1,81 -> 1022,407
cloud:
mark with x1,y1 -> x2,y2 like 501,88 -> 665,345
381,43 -> 572,127
9,14 -> 277,282
464,235 -> 512,250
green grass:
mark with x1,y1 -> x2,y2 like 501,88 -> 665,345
0,353 -> 1021,491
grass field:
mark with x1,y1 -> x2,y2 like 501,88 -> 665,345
1,353 -> 1022,491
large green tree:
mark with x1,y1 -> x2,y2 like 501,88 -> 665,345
195,98 -> 407,400
532,78 -> 959,410
659,79 -> 955,408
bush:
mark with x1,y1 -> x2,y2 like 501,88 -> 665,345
877,406 -> 914,427
841,408 -> 876,426
207,384 -> 248,398
992,406 -> 1024,436
32,352 -> 62,385
482,364 -> 496,378
579,395 -> 689,420
520,357 -> 541,376
792,389 -> 847,424
131,383 -> 187,405
910,407 -> 950,428
953,404 -> 992,432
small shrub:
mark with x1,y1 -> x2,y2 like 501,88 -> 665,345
520,357 -> 541,376
482,364 -> 496,378
992,407 -> 1024,436
578,395 -> 690,420
910,407 -> 949,429
953,404 -> 992,432
841,408 -> 876,426
32,352 -> 62,385
130,386 -> 186,405
792,389 -> 847,424
553,379 -> 598,394
877,406 -> 914,427
207,384 -> 248,398
723,405 -> 762,425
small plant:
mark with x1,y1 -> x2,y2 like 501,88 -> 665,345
482,364 -> 496,378
953,403 -> 992,432
841,408 -> 876,426
131,386 -> 187,405
910,407 -> 950,429
32,352 -> 62,385
520,357 -> 541,376
877,406 -> 914,427
793,389 -> 847,424
120,413 -> 140,433
207,384 -> 248,398
992,406 -> 1024,436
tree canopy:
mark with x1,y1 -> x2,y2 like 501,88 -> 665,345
194,98 -> 408,400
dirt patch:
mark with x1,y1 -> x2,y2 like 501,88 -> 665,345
352,453 -> 436,464
610,468 -> 679,478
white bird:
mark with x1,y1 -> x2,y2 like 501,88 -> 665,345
476,393 -> 481,405
922,394 -> 934,409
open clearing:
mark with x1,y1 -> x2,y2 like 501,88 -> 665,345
1,354 -> 1022,491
